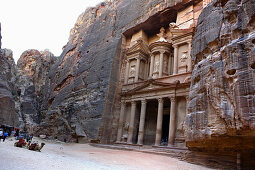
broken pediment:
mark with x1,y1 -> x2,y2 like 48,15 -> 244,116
126,40 -> 150,57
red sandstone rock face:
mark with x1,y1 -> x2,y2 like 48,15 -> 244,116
15,49 -> 57,131
38,0 -> 191,143
0,49 -> 19,127
186,0 -> 255,150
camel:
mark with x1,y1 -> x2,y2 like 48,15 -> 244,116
28,142 -> 45,152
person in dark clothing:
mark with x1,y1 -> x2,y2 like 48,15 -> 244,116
30,134 -> 33,141
3,132 -> 8,142
26,134 -> 30,142
15,129 -> 19,140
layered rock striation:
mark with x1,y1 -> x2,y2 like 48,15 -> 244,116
186,0 -> 255,155
0,48 -> 19,127
37,0 -> 189,143
15,49 -> 57,132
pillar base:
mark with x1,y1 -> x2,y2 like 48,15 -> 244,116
167,143 -> 175,147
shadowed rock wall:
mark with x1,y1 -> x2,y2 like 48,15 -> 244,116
186,0 -> 255,167
0,48 -> 19,127
37,0 -> 192,143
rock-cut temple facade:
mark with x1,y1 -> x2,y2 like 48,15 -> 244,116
114,0 -> 211,147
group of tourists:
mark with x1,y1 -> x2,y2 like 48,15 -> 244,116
0,128 -> 9,142
0,127 -> 33,143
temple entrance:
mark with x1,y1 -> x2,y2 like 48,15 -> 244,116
161,98 -> 170,145
161,114 -> 170,145
143,99 -> 158,145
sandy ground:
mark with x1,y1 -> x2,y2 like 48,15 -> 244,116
0,137 -> 210,170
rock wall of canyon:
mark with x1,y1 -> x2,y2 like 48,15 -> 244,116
15,49 -> 57,132
0,48 -> 19,127
37,0 -> 193,143
186,0 -> 255,157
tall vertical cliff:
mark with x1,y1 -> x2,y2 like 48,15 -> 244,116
186,0 -> 255,167
37,0 -> 193,143
0,23 -> 20,126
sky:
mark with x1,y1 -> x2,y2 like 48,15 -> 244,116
0,0 -> 103,62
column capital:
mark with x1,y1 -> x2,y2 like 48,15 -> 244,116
121,100 -> 126,104
169,96 -> 176,102
186,95 -> 189,101
141,99 -> 147,104
125,59 -> 130,63
158,98 -> 164,103
135,56 -> 141,60
159,50 -> 166,54
131,101 -> 136,105
172,44 -> 178,49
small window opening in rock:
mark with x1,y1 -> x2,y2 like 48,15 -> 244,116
252,39 -> 255,44
64,139 -> 67,143
87,51 -> 89,53
251,62 -> 255,69
226,69 -> 236,75
106,40 -> 109,42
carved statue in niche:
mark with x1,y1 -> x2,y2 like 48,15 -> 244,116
139,61 -> 145,79
180,51 -> 188,66
163,56 -> 168,73
157,27 -> 167,42
122,122 -> 129,142
129,65 -> 136,77
154,57 -> 160,72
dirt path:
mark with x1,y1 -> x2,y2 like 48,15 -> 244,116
0,137 -> 211,170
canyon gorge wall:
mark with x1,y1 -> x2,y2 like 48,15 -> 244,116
0,48 -> 19,127
36,0 -> 191,143
0,22 -> 19,127
186,0 -> 255,167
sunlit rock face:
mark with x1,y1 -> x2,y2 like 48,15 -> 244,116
16,49 -> 57,132
38,0 -> 187,143
186,0 -> 255,153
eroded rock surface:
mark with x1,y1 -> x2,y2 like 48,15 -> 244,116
0,49 -> 19,127
15,49 -> 57,131
186,0 -> 255,151
37,0 -> 190,143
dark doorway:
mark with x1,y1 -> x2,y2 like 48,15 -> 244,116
161,115 -> 170,145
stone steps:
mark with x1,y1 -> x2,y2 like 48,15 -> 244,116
90,143 -> 237,169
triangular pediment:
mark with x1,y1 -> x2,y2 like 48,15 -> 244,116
127,40 -> 149,56
136,83 -> 166,92
124,80 -> 178,95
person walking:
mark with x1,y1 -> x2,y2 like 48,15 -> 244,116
3,131 -> 8,142
0,129 -> 3,142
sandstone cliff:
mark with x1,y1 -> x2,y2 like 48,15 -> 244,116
37,0 -> 193,143
186,0 -> 255,166
0,48 -> 20,127
15,49 -> 57,132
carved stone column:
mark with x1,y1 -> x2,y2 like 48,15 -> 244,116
124,60 -> 130,84
187,42 -> 192,72
149,55 -> 154,78
173,45 -> 178,75
116,101 -> 126,142
155,98 -> 164,146
127,101 -> 136,144
137,99 -> 147,145
159,51 -> 164,78
135,57 -> 141,82
168,96 -> 176,146
186,95 -> 189,115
